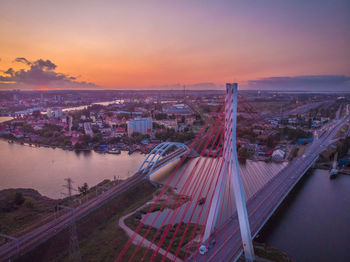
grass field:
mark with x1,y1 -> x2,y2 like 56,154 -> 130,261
14,181 -> 172,262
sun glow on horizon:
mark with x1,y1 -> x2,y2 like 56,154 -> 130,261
0,1 -> 349,89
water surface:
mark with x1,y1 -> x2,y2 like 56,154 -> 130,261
0,140 -> 144,198
258,169 -> 350,262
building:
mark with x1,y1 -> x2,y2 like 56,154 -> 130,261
113,127 -> 127,137
54,95 -> 62,102
154,119 -> 177,130
272,149 -> 285,161
127,117 -> 152,136
297,138 -> 313,145
83,122 -> 94,137
166,104 -> 193,116
47,108 -> 62,118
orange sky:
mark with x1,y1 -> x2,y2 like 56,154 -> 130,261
0,1 -> 349,89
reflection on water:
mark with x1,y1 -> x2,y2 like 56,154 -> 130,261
259,169 -> 350,262
74,150 -> 93,158
62,99 -> 124,112
0,116 -> 13,123
147,158 -> 287,228
0,140 -> 144,198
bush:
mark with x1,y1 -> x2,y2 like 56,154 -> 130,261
25,200 -> 34,209
14,192 -> 25,205
78,183 -> 89,195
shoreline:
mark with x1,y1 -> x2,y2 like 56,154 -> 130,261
1,137 -> 152,155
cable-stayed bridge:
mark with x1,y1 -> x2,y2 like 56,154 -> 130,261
1,84 -> 348,262
117,84 -> 349,262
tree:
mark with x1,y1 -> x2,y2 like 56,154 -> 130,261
74,142 -> 84,150
238,147 -> 251,160
153,122 -> 162,129
267,135 -> 276,148
108,137 -> 121,144
308,118 -> 312,129
14,192 -> 25,205
23,123 -> 34,134
78,183 -> 89,195
155,113 -> 167,120
81,134 -> 92,143
32,110 -> 41,118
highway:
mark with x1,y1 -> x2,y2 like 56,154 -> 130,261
286,101 -> 333,115
0,147 -> 188,262
192,112 -> 350,262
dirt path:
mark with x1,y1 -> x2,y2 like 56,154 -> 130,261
118,202 -> 183,262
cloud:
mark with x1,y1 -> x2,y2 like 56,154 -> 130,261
32,59 -> 57,70
4,68 -> 15,76
0,57 -> 97,89
245,75 -> 350,91
14,57 -> 31,66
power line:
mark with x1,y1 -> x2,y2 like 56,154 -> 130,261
61,178 -> 81,262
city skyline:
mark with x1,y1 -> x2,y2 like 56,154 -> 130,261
1,0 -> 349,90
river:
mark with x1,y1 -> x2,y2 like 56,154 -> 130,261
0,140 -> 145,198
1,108 -> 144,199
62,99 -> 124,112
0,116 -> 13,123
258,169 -> 350,262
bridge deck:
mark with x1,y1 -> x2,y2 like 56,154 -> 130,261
192,115 -> 349,262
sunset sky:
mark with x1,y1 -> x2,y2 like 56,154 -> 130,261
0,0 -> 349,90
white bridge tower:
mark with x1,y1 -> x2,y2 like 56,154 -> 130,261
201,83 -> 255,261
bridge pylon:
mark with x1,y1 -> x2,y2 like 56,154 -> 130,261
201,83 -> 255,261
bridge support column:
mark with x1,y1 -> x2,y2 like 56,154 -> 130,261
228,83 -> 255,261
202,160 -> 228,244
201,81 -> 232,246
201,83 -> 255,261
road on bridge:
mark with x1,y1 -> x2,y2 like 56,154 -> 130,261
192,113 -> 350,262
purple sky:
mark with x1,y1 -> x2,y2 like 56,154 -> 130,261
0,0 -> 349,90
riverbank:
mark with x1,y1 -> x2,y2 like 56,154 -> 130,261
2,137 -> 74,150
237,242 -> 293,262
1,137 -> 154,155
12,180 -> 171,262
0,188 -> 57,243
0,179 -> 121,241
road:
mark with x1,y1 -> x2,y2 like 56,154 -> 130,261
119,203 -> 183,262
285,101 -> 333,115
0,147 -> 188,262
191,112 -> 350,262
